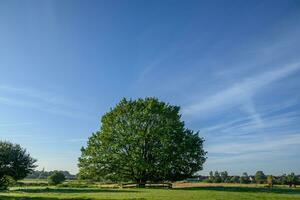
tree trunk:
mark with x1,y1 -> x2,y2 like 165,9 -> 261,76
137,179 -> 146,188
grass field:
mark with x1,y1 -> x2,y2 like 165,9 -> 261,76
0,183 -> 300,200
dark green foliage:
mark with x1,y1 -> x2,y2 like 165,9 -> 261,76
286,173 -> 298,187
240,172 -> 250,184
213,171 -> 222,183
255,171 -> 266,184
48,171 -> 66,185
206,171 -> 230,183
0,176 -> 11,190
220,171 -> 228,183
0,141 -> 36,189
27,170 -> 75,180
278,174 -> 287,185
208,171 -> 214,183
78,98 -> 206,184
204,171 -> 299,186
230,176 -> 240,183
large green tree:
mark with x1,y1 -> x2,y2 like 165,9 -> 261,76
78,98 -> 206,186
0,141 -> 36,189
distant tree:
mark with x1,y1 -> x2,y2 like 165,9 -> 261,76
214,171 -> 222,183
255,171 -> 266,184
240,172 -> 250,184
230,176 -> 240,183
286,173 -> 298,188
78,98 -> 206,187
221,171 -> 228,183
279,174 -> 287,185
208,171 -> 214,182
48,171 -> 66,185
27,170 -> 76,180
0,141 -> 36,190
267,175 -> 274,187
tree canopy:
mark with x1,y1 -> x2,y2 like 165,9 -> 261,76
240,172 -> 250,184
78,98 -> 206,185
48,171 -> 66,185
0,141 -> 36,189
286,172 -> 298,187
255,171 -> 266,184
27,170 -> 75,179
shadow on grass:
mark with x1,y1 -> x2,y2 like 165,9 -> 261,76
174,186 -> 300,195
0,196 -> 83,200
0,196 -> 145,200
11,188 -> 139,194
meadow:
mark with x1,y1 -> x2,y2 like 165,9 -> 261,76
0,181 -> 300,200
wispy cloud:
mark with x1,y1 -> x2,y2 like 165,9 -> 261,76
182,62 -> 300,117
0,85 -> 78,108
207,133 -> 300,155
201,100 -> 300,136
65,138 -> 87,143
0,85 -> 89,119
0,122 -> 33,127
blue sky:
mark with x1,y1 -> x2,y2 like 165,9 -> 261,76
0,0 -> 300,175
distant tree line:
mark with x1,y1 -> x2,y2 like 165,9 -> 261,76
204,171 -> 299,187
26,170 -> 75,180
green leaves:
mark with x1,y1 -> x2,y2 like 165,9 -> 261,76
255,171 -> 266,184
78,97 -> 206,183
0,141 -> 36,189
48,171 -> 66,185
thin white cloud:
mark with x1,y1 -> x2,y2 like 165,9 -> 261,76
0,122 -> 33,127
0,85 -> 89,119
182,62 -> 300,117
65,138 -> 87,143
202,99 -> 298,133
0,85 -> 76,108
207,133 -> 300,155
201,104 -> 300,137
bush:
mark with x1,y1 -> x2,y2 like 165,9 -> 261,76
48,171 -> 66,185
0,176 -> 17,190
0,176 -> 10,190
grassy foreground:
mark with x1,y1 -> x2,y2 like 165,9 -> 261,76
0,183 -> 300,200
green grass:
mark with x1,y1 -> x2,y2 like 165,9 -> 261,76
1,185 -> 300,200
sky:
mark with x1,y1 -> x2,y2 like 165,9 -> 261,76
0,0 -> 300,176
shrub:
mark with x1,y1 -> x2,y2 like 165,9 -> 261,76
57,181 -> 91,188
48,171 -> 66,185
0,176 -> 17,190
0,176 -> 10,190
